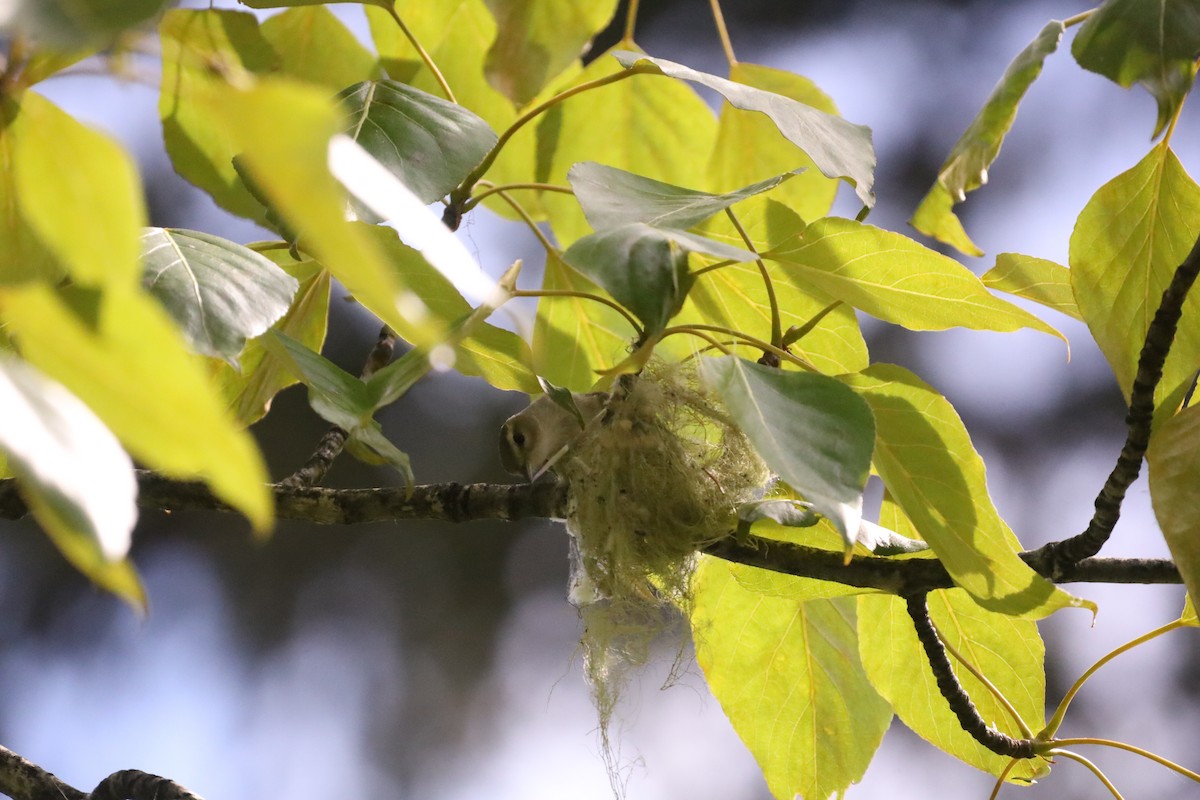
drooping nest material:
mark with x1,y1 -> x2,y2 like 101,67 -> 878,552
553,361 -> 769,756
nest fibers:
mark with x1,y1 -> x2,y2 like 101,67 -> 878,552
554,361 -> 770,760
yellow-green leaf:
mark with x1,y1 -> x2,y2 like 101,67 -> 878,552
159,8 -> 278,223
846,364 -> 1089,617
11,91 -> 144,287
1147,404 -> 1200,605
910,183 -> 983,258
858,590 -> 1045,780
769,217 -> 1064,340
259,5 -> 381,90
982,253 -> 1081,321
1,283 -> 273,533
536,44 -> 718,248
1069,142 -> 1200,406
691,558 -> 892,800
0,96 -> 62,284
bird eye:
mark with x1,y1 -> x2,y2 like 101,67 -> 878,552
512,431 -> 527,446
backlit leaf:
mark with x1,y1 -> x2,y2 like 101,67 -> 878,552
2,0 -> 167,49
259,5 -> 381,89
0,96 -> 63,284
982,253 -> 1081,321
1147,404 -> 1200,606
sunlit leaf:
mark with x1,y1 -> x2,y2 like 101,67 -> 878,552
1147,404 -> 1200,606
859,589 -> 1045,780
0,96 -> 63,284
1183,595 -> 1198,626
614,51 -> 875,209
911,20 -> 1064,255
768,217 -> 1064,340
1,283 -> 272,532
700,356 -> 875,545
569,161 -> 796,231
482,0 -> 618,105
1072,0 -> 1200,137
337,79 -> 497,204
537,43 -> 718,247
981,253 -> 1081,321
691,561 -> 891,800
140,228 -> 299,364
239,0 -> 392,7
259,5 -> 381,89
0,355 -> 142,605
12,92 -> 143,287
1070,142 -> 1200,406
707,62 -> 843,223
211,247 -> 330,425
159,9 -> 278,224
846,364 -> 1089,617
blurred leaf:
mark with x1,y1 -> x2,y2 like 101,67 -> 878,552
847,364 -> 1089,617
691,562 -> 891,800
532,252 -> 633,391
337,79 -> 497,204
1070,142 -> 1200,406
537,43 -> 718,247
2,0 -> 168,49
259,5 -> 381,89
859,589 -> 1045,780
982,253 -> 1081,321
1072,0 -> 1200,137
482,0 -> 618,105
0,97 -> 62,284
20,48 -> 95,86
700,356 -> 875,546
240,0 -> 392,7
12,92 -> 143,287
1147,404 -> 1200,607
1,283 -> 273,532
768,217 -> 1064,340
140,228 -> 299,364
211,247 -> 330,425
563,225 -> 755,334
0,355 -> 142,605
159,9 -> 278,223
614,51 -> 875,209
911,20 -> 1064,255
569,161 -> 797,231
707,62 -> 843,223
346,423 -> 413,486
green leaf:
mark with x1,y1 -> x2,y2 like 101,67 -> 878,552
846,364 -> 1089,617
537,43 -> 718,247
1183,595 -> 1198,626
700,356 -> 875,545
259,5 -> 382,90
482,0 -> 619,105
569,161 -> 797,231
366,0 -> 541,222
346,422 -> 414,487
981,253 -> 1081,321
0,97 -> 63,284
12,92 -> 144,287
210,247 -> 330,425
614,51 -> 876,209
159,9 -> 278,223
140,228 -> 300,364
532,252 -> 634,391
238,0 -> 392,7
263,331 -> 373,431
1070,142 -> 1200,406
736,499 -> 819,539
1147,404 -> 1200,607
337,79 -> 497,204
911,21 -> 1064,255
0,355 -> 143,605
690,561 -> 891,800
707,62 -> 843,224
2,0 -> 168,48
858,589 -> 1045,780
1,283 -> 273,533
1072,0 -> 1200,137
564,225 -> 756,334
768,217 -> 1064,340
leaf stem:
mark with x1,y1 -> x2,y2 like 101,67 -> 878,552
464,181 -> 573,212
1048,738 -> 1200,783
1062,9 -> 1095,28
662,324 -> 817,371
449,66 -> 652,208
1047,750 -> 1124,799
623,0 -> 640,45
384,4 -> 456,103
708,0 -> 738,66
659,326 -> 735,356
512,289 -> 643,337
690,258 -> 738,277
933,616 -> 1033,739
488,188 -> 558,256
725,208 -> 781,347
1040,618 -> 1185,738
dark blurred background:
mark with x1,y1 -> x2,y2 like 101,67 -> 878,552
2,1 -> 1198,798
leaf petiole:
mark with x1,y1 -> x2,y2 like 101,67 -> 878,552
382,5 -> 456,103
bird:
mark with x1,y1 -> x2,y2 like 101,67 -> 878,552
499,391 -> 608,481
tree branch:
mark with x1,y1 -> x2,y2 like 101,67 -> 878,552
0,744 -> 201,800
1027,229 -> 1200,577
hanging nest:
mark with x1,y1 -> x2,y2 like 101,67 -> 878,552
553,360 -> 770,762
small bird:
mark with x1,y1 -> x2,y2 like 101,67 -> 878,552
499,392 -> 608,480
